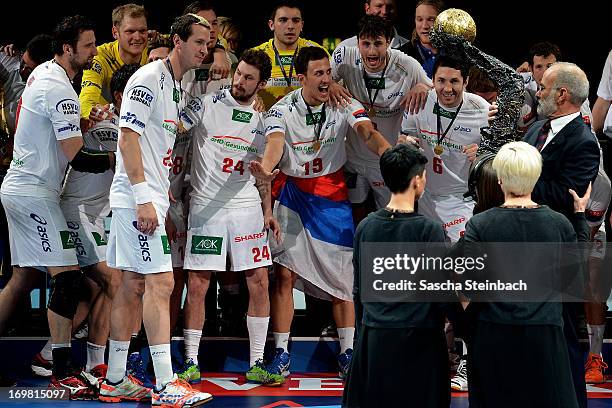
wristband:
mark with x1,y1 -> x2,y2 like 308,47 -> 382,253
132,182 -> 152,205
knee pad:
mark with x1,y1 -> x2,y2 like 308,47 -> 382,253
48,269 -> 84,319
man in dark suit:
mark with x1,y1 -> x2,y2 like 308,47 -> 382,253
523,61 -> 599,408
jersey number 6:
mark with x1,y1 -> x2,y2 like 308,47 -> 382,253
433,157 -> 443,174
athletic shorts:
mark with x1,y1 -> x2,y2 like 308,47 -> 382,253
0,193 -> 78,269
60,203 -> 108,267
106,207 -> 172,274
344,162 -> 390,209
184,203 -> 271,272
418,192 -> 474,243
167,200 -> 188,268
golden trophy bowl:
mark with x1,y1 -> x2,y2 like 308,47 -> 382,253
433,8 -> 477,43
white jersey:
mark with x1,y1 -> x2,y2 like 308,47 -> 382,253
61,115 -> 118,217
183,59 -> 232,97
181,88 -> 265,208
597,50 -> 612,138
334,28 -> 408,51
109,59 -> 184,219
265,89 -> 370,178
586,166 -> 612,227
401,89 -> 489,196
1,60 -> 82,200
332,46 -> 430,166
519,72 -> 593,133
169,62 -> 231,200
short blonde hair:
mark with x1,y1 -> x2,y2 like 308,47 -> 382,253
492,141 -> 542,196
112,4 -> 147,28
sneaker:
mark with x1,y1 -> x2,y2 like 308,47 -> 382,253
152,375 -> 212,407
127,352 -> 150,386
246,359 -> 285,386
450,357 -> 468,392
31,353 -> 53,377
73,323 -> 88,339
90,364 -> 107,380
585,353 -> 608,384
49,372 -> 98,400
99,375 -> 152,402
265,348 -> 290,378
177,358 -> 201,384
337,348 -> 353,379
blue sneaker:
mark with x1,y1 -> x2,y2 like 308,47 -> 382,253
265,348 -> 290,378
126,352 -> 152,388
338,348 -> 353,379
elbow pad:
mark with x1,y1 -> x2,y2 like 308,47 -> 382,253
70,146 -> 112,173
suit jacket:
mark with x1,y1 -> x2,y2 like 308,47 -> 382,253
523,115 -> 600,218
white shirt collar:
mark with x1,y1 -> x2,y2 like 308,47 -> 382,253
550,112 -> 580,135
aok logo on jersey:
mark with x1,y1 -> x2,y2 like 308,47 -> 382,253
129,86 -> 154,107
92,232 -> 108,247
56,99 -> 79,116
61,230 -> 87,256
232,109 -> 253,123
364,77 -> 385,90
306,112 -> 324,126
191,235 -> 223,255
278,55 -> 294,66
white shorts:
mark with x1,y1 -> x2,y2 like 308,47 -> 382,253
106,207 -> 172,274
590,223 -> 607,260
344,162 -> 390,209
167,201 -> 188,268
0,193 -> 78,269
418,192 -> 474,243
60,204 -> 108,267
184,203 -> 271,272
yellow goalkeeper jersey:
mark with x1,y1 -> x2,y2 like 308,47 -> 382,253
252,38 -> 328,109
79,41 -> 148,118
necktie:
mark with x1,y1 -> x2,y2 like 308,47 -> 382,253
535,120 -> 551,151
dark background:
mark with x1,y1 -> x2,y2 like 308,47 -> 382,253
2,0 -> 610,102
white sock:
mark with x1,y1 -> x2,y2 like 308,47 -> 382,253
273,332 -> 289,353
461,339 -> 468,356
41,339 -> 53,361
86,342 -> 106,372
337,327 -> 355,354
183,329 -> 202,363
247,316 -> 269,367
106,340 -> 129,383
589,324 -> 605,356
149,344 -> 174,389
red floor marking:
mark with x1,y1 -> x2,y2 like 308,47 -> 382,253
260,401 -> 305,407
193,373 -> 344,397
191,373 -> 612,399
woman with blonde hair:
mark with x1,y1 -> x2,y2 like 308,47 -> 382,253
463,141 -> 582,407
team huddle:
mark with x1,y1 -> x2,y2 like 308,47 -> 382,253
0,0 -> 611,406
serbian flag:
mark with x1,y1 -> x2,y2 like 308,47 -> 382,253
271,170 -> 354,301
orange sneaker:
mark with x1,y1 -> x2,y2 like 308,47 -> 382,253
585,353 -> 608,384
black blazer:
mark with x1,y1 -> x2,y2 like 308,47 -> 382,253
522,115 -> 600,218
